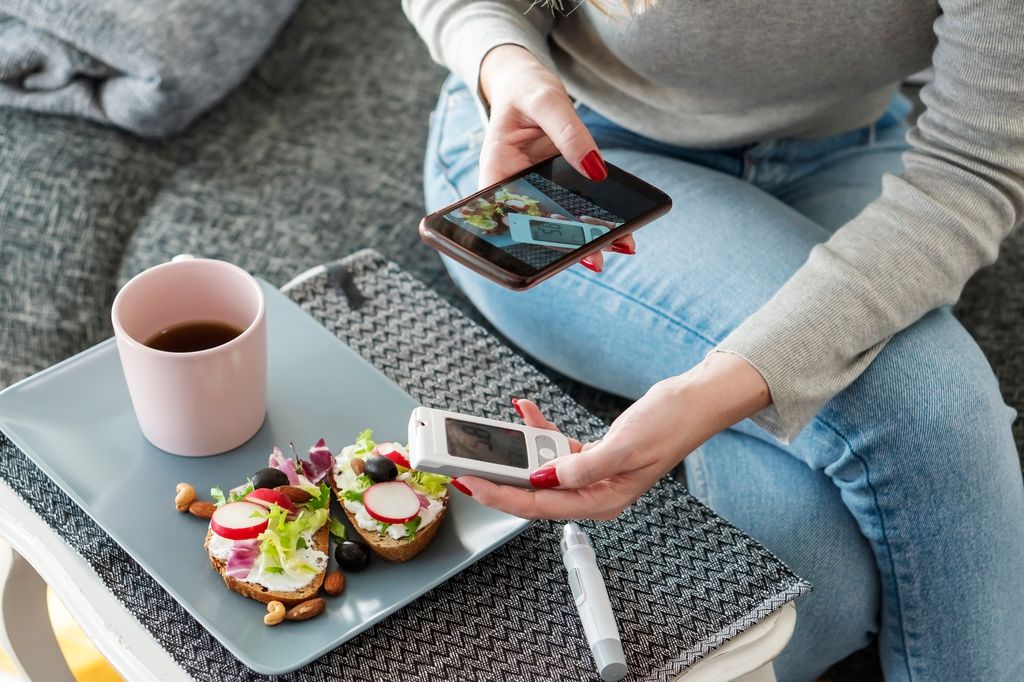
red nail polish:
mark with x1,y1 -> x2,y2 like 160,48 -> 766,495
451,479 -> 473,496
512,398 -> 524,418
530,466 -> 559,489
580,150 -> 608,181
610,243 -> 634,255
579,258 -> 601,273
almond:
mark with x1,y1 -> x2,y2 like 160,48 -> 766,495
350,458 -> 365,475
285,597 -> 325,621
276,485 -> 313,504
188,500 -> 216,519
323,570 -> 345,597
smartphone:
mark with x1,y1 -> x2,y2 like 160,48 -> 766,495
419,156 -> 671,290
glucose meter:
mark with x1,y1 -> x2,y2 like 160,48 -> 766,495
408,406 -> 572,487
508,213 -> 612,249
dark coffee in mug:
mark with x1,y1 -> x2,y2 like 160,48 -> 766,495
144,320 -> 243,353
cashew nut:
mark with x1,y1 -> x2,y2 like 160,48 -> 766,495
175,483 -> 196,512
264,600 -> 286,626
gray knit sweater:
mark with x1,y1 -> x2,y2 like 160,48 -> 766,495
403,0 -> 1024,442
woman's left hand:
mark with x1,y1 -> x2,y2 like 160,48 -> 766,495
453,352 -> 772,520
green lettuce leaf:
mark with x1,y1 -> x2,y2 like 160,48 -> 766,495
403,517 -> 422,537
353,429 -> 376,455
406,470 -> 451,497
329,517 -> 347,541
304,482 -> 331,511
257,505 -> 328,579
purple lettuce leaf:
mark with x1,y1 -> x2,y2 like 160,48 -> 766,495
225,539 -> 259,579
268,447 -> 300,485
301,438 -> 334,484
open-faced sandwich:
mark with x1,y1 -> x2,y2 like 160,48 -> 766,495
204,440 -> 341,607
329,429 -> 451,563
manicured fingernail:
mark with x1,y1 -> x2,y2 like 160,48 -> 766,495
610,243 -> 634,255
530,466 -> 560,489
451,478 -> 473,497
580,149 -> 608,181
512,398 -> 524,418
579,257 -> 601,273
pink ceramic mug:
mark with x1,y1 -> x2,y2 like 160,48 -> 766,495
111,256 -> 267,456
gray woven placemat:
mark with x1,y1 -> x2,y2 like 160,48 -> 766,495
0,249 -> 809,680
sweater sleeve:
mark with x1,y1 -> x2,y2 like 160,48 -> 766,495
716,0 -> 1024,442
402,0 -> 556,99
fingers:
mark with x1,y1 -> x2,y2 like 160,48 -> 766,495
456,476 -> 626,521
513,399 -> 583,452
535,439 -> 628,490
609,234 -> 636,255
579,252 -> 603,272
527,90 -> 607,182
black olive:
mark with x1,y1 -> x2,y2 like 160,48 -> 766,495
335,541 -> 371,572
362,455 -> 397,483
251,467 -> 289,490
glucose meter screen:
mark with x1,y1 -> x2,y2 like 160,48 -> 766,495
529,219 -> 586,246
439,156 -> 655,271
445,418 -> 528,469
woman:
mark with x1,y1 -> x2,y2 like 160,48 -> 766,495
403,1 -> 1024,679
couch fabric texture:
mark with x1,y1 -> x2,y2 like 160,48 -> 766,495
0,1 -> 1020,679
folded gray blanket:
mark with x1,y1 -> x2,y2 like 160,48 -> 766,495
0,0 -> 300,137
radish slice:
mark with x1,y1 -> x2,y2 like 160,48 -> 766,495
374,443 -> 411,469
211,501 -> 269,540
363,481 -> 421,524
245,488 -> 295,513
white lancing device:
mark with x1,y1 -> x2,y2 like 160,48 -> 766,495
562,523 -> 627,682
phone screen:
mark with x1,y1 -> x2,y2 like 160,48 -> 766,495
427,156 -> 666,278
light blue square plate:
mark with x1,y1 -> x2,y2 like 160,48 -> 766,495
0,280 -> 530,675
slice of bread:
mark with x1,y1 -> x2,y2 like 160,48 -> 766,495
340,495 -> 448,563
328,470 -> 449,563
204,525 -> 329,608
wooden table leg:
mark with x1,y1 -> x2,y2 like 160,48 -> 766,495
0,539 -> 75,682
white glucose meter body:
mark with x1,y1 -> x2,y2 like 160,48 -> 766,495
408,406 -> 572,487
508,213 -> 611,250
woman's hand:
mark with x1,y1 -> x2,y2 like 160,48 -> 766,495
453,352 -> 771,520
478,44 -> 635,263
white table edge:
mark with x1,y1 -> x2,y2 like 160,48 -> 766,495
0,479 -> 185,682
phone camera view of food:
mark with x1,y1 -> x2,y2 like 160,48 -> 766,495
443,171 -> 622,270
421,156 -> 670,290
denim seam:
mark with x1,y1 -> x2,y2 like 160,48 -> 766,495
814,413 -> 915,682
564,268 -> 719,349
431,87 -> 465,205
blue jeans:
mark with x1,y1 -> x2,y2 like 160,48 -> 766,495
422,75 -> 1024,681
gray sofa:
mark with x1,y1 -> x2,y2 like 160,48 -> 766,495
0,1 -> 1020,679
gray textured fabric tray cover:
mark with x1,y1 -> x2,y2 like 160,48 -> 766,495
0,250 -> 809,680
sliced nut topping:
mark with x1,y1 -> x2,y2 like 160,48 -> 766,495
285,597 -> 326,621
188,500 -> 216,519
276,485 -> 313,504
323,570 -> 345,597
349,458 -> 365,476
175,483 -> 196,512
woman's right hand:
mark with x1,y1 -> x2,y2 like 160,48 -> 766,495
478,45 -> 635,266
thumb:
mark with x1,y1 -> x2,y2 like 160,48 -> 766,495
530,91 -> 607,182
532,440 -> 625,490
